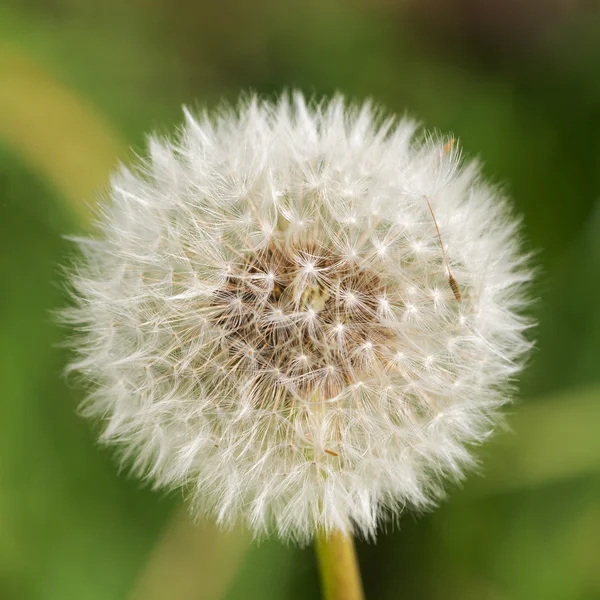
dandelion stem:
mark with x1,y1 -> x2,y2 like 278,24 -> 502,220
315,530 -> 365,600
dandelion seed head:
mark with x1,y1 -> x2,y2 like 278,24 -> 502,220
63,93 -> 532,543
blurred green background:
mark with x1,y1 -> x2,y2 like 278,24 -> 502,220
2,1 -> 600,599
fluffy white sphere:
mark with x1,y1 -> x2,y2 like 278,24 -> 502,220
64,93 -> 532,543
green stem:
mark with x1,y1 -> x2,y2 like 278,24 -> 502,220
315,530 -> 365,600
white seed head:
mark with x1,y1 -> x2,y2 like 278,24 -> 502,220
63,93 -> 532,543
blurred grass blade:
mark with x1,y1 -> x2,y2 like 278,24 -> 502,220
0,42 -> 126,221
129,509 -> 251,600
469,386 -> 600,496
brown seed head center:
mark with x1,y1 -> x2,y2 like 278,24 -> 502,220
211,243 -> 393,400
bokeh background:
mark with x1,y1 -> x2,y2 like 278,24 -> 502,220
2,1 -> 600,599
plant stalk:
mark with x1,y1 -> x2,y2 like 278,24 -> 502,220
315,529 -> 365,600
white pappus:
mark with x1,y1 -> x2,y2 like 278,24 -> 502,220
63,93 -> 533,543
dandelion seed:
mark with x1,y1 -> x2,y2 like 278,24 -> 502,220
63,92 -> 532,544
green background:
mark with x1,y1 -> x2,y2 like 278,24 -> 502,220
2,1 -> 600,598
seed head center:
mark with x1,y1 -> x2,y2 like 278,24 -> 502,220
212,243 -> 392,400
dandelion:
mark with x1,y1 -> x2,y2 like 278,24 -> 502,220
63,93 -> 531,587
